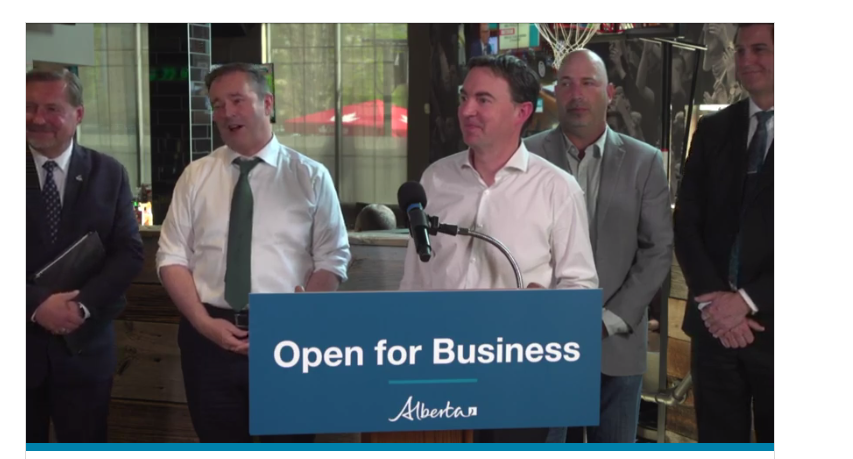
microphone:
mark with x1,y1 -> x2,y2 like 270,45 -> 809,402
395,182 -> 524,288
397,182 -> 525,287
397,181 -> 432,262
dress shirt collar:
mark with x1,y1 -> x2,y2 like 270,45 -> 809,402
562,126 -> 608,159
460,140 -> 530,173
748,97 -> 774,118
29,139 -> 74,172
225,134 -> 280,167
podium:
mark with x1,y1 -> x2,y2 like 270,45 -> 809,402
248,289 -> 602,441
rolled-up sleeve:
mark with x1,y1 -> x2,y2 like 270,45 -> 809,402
310,166 -> 351,282
156,168 -> 194,279
551,188 -> 599,290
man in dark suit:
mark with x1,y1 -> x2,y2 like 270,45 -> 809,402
674,23 -> 774,443
26,69 -> 144,443
469,23 -> 493,58
526,49 -> 673,443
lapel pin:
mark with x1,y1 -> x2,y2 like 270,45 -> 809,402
75,175 -> 83,181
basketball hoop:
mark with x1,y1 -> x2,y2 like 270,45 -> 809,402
534,23 -> 634,68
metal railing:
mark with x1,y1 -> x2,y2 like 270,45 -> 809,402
642,372 -> 692,406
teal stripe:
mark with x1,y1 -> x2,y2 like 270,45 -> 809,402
388,378 -> 478,385
26,443 -> 775,451
529,24 -> 540,47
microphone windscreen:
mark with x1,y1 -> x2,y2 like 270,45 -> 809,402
397,181 -> 428,211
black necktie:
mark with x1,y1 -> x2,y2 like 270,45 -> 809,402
42,161 -> 62,245
224,157 -> 262,311
728,110 -> 773,288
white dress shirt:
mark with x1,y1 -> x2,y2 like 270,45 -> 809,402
156,136 -> 351,310
29,141 -> 91,321
31,141 -> 73,205
561,128 -> 607,228
561,128 -> 631,336
399,142 -> 598,292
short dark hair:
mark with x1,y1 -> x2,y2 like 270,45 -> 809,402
26,68 -> 84,107
204,62 -> 270,97
467,54 -> 540,133
735,23 -> 774,44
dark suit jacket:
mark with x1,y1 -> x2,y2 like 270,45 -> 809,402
469,41 -> 491,58
674,99 -> 774,340
26,144 -> 144,385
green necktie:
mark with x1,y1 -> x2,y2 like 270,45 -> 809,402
224,157 -> 262,311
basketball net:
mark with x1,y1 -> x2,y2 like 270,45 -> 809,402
534,23 -> 634,68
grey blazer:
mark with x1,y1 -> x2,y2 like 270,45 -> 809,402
525,127 -> 673,376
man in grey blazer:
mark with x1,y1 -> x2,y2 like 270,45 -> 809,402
525,49 -> 673,443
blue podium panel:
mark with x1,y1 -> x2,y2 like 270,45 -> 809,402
248,289 -> 602,436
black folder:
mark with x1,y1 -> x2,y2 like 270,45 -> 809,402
32,231 -> 106,293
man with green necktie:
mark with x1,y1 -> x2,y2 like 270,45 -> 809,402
156,63 -> 351,443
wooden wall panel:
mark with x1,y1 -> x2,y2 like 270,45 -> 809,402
666,403 -> 698,441
108,399 -> 197,443
113,320 -> 185,404
121,284 -> 180,323
668,298 -> 690,342
670,255 -> 687,300
667,337 -> 692,380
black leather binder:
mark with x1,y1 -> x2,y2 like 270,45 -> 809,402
32,231 -> 106,293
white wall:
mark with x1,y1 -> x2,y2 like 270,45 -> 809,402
26,24 -> 95,67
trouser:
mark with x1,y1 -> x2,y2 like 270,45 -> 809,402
27,376 -> 113,443
178,306 -> 315,443
547,373 -> 644,443
691,332 -> 773,443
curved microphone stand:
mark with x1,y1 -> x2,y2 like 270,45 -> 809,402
427,217 -> 524,289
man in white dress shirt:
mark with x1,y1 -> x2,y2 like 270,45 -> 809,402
156,63 -> 351,443
399,55 -> 598,442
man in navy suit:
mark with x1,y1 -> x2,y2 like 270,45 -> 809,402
26,69 -> 144,443
675,23 -> 774,442
469,23 -> 493,58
